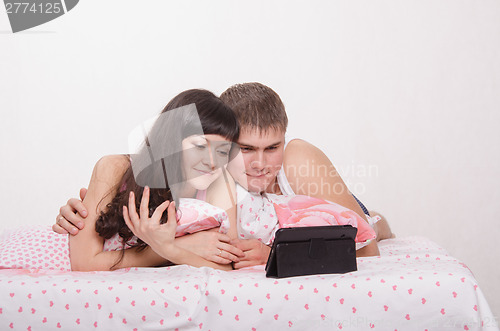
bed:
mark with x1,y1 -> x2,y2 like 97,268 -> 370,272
0,230 -> 498,330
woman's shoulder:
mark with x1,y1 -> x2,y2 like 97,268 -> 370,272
92,154 -> 131,182
96,154 -> 130,169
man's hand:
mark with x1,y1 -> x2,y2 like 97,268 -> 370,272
52,188 -> 88,235
231,238 -> 271,269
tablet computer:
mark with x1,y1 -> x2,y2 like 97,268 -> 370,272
265,225 -> 357,278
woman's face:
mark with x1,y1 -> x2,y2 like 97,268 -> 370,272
181,134 -> 232,191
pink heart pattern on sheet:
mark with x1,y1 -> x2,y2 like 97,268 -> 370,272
0,236 -> 497,330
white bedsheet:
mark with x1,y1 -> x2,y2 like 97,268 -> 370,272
0,236 -> 498,330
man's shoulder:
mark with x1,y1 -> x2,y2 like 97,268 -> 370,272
284,139 -> 324,159
282,138 -> 332,179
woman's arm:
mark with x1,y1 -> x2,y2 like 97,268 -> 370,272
69,155 -> 132,271
64,154 -> 240,270
206,169 -> 238,239
69,155 -> 173,270
69,155 -> 231,271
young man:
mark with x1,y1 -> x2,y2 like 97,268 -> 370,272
54,83 -> 391,268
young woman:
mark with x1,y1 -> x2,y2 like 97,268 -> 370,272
69,89 -> 242,271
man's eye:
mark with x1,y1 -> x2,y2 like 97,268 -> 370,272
194,144 -> 206,150
240,147 -> 252,152
266,146 -> 278,151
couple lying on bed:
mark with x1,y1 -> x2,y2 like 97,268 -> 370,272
54,83 -> 394,271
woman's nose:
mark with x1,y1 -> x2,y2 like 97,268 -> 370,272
201,149 -> 216,170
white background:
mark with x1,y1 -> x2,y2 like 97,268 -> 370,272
1,0 -> 499,317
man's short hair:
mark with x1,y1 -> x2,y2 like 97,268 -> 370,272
220,82 -> 288,134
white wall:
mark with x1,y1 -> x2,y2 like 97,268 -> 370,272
1,0 -> 499,317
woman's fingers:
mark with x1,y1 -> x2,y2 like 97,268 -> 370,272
151,200 -> 170,221
217,243 -> 244,261
122,206 -> 135,233
165,202 -> 177,231
167,201 -> 176,222
207,247 -> 233,264
128,191 -> 140,223
205,238 -> 246,264
211,255 -> 233,264
216,234 -> 244,257
206,232 -> 244,262
139,186 -> 150,221
216,233 -> 232,243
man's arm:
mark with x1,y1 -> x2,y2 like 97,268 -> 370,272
283,139 -> 368,222
283,139 -> 379,257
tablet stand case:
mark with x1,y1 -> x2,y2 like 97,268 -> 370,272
265,225 -> 358,278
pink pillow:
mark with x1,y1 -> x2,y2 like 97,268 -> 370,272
272,195 -> 376,245
175,198 -> 228,237
0,226 -> 71,271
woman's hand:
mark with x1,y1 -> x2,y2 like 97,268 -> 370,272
231,238 -> 271,269
123,186 -> 234,270
122,186 -> 177,258
175,229 -> 245,265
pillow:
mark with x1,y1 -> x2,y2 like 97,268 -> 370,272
271,195 -> 376,248
0,225 -> 71,271
175,198 -> 228,237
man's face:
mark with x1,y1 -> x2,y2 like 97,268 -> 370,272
227,127 -> 285,193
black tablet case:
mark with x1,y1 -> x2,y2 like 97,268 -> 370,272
265,225 -> 357,278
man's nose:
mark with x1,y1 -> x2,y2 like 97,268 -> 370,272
250,151 -> 266,171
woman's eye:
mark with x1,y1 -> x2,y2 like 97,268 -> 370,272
194,144 -> 206,150
217,150 -> 229,157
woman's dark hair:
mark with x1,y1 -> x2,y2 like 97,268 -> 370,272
94,89 -> 239,268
